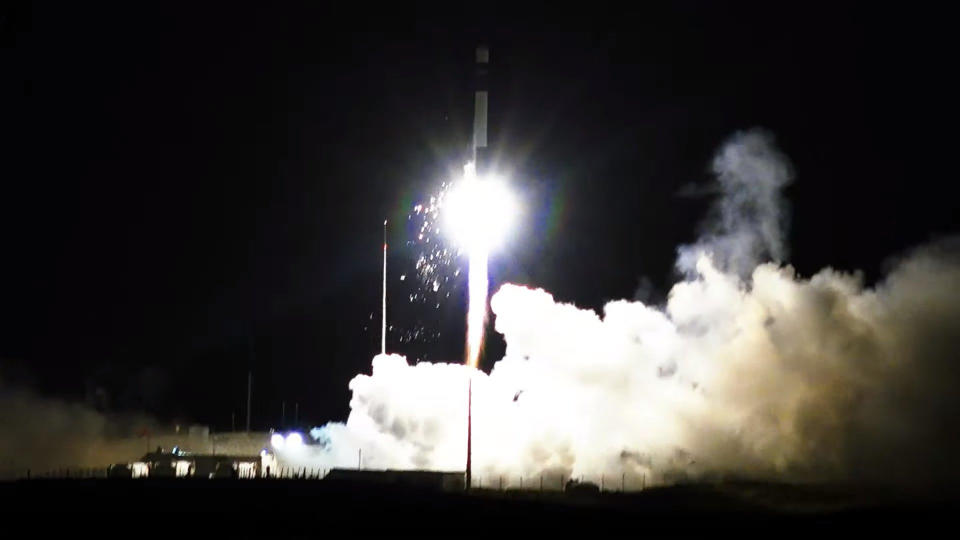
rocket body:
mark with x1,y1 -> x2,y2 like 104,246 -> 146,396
473,46 -> 490,175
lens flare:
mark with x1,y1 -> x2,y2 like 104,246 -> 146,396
443,171 -> 518,253
443,163 -> 518,367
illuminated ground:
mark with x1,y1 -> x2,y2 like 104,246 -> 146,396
1,479 -> 955,534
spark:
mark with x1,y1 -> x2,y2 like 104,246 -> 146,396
399,166 -> 515,352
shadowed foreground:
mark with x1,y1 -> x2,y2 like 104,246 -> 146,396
1,478 -> 956,535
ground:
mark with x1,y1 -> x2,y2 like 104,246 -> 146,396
1,479 -> 956,535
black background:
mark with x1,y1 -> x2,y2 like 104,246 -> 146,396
1,4 -> 955,430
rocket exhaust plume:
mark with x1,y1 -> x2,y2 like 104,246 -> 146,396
443,166 -> 517,368
287,128 -> 960,491
466,248 -> 488,368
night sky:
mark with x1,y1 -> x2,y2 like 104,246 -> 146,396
2,5 -> 955,430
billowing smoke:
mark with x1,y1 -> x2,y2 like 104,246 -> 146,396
287,129 -> 960,488
677,129 -> 794,277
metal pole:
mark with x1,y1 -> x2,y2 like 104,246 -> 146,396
622,472 -> 625,492
246,370 -> 252,432
382,219 -> 387,355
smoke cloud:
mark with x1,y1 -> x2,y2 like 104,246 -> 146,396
269,129 -> 960,488
0,381 -> 160,477
677,129 -> 794,277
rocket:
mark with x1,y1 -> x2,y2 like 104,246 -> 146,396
472,45 -> 490,176
466,45 -> 489,491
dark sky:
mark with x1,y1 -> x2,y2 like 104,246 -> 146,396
2,5 -> 955,430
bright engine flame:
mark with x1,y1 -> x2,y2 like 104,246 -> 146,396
443,164 -> 518,367
443,170 -> 518,253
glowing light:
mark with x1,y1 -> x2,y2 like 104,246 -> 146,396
443,165 -> 519,368
465,250 -> 488,367
270,433 -> 285,449
285,432 -> 304,447
174,460 -> 192,477
131,462 -> 149,478
442,172 -> 518,253
237,462 -> 257,479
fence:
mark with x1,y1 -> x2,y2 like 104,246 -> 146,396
470,472 -> 650,492
1,467 -> 111,481
0,466 -> 335,481
3,467 -> 652,491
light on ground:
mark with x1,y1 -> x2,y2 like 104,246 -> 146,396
285,432 -> 304,447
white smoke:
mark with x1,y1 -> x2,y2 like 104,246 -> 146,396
677,129 -> 794,277
289,130 -> 960,488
